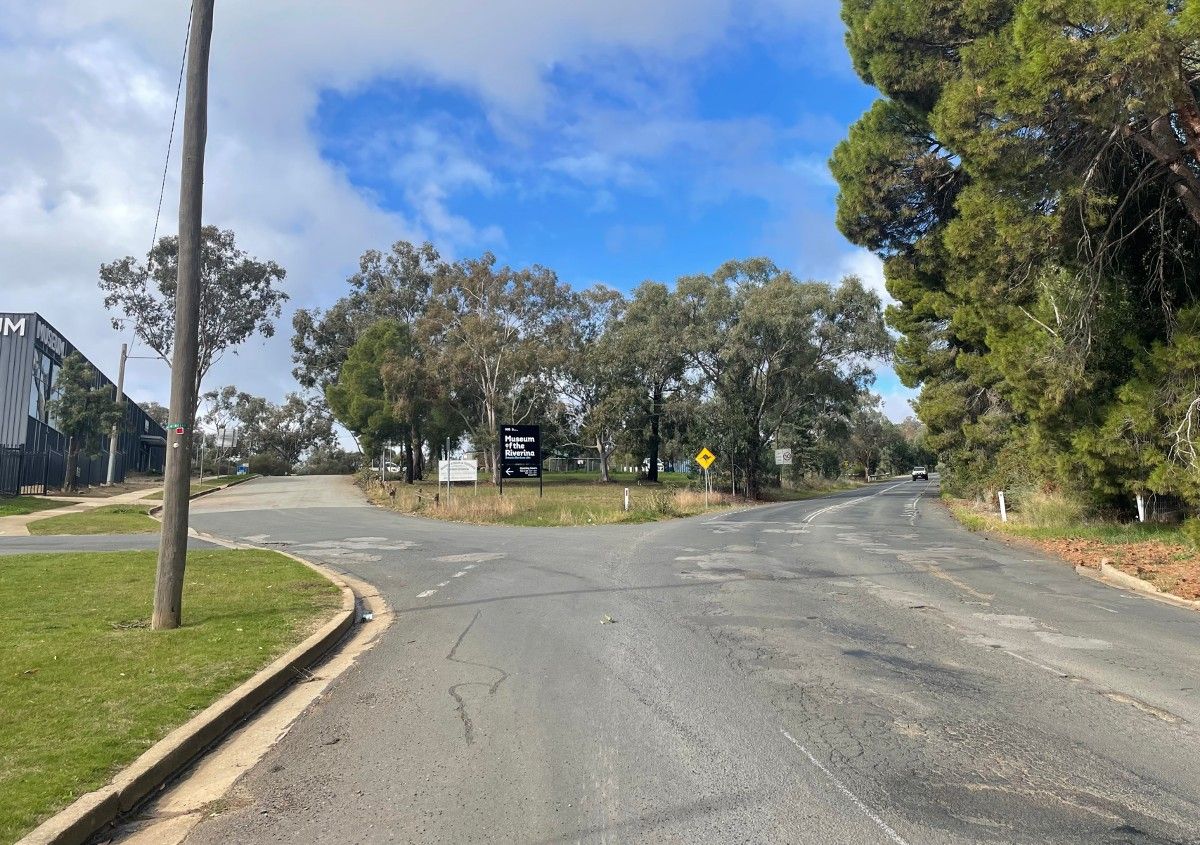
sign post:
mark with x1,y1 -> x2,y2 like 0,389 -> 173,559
500,424 -> 542,497
695,447 -> 716,507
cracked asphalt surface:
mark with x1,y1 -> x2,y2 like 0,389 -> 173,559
80,475 -> 1200,842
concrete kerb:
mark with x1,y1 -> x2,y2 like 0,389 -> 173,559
16,541 -> 362,845
146,474 -> 259,519
938,498 -> 1200,614
1074,561 -> 1200,613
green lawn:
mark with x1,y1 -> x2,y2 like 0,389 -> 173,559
27,504 -> 158,536
0,549 -> 341,843
144,475 -> 251,502
0,498 -> 77,518
760,479 -> 864,502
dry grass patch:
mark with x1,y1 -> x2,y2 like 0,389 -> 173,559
364,470 -> 735,526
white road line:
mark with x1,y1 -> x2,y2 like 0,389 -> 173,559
907,482 -> 932,525
781,729 -> 909,845
452,571 -> 467,578
416,589 -> 437,598
803,481 -> 908,525
1003,649 -> 1069,678
464,564 -> 476,570
437,581 -> 450,587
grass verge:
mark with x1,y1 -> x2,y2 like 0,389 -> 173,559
759,478 -> 864,502
27,504 -> 158,536
364,470 -> 740,526
0,498 -> 78,518
144,475 -> 255,502
0,549 -> 341,843
945,495 -> 1199,601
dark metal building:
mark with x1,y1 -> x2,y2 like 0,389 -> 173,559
0,313 -> 166,494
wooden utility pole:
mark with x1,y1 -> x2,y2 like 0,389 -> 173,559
105,342 -> 127,485
153,0 -> 215,630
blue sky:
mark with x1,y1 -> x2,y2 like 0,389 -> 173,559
308,23 -> 914,414
2,2 -> 915,416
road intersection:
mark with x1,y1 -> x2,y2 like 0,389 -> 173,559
8,475 -> 1198,843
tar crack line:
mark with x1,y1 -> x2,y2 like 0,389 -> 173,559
446,610 -> 510,745
781,728 -> 910,845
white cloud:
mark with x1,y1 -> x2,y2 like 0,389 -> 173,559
0,0 -> 859,409
837,249 -> 891,304
0,2 -> 757,401
878,389 -> 919,423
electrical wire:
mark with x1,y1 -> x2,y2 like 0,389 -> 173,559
127,1 -> 194,359
148,1 -> 194,260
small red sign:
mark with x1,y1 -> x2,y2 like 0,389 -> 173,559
175,427 -> 185,435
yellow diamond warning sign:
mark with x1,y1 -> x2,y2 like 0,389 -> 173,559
695,447 -> 716,470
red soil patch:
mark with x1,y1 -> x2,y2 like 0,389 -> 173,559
1038,538 -> 1200,601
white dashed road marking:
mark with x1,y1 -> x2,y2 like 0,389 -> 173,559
417,590 -> 437,598
781,729 -> 910,845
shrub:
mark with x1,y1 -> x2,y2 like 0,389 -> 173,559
648,489 -> 678,517
249,453 -> 293,476
1013,490 -> 1086,528
1181,517 -> 1200,550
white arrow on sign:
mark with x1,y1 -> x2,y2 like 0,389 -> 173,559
505,467 -> 515,476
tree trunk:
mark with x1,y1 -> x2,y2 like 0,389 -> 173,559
597,435 -> 611,483
404,429 -> 414,484
647,385 -> 662,482
411,425 -> 423,480
63,436 -> 79,493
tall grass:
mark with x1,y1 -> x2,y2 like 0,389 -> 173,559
367,477 -> 730,526
946,492 -> 1190,546
1011,490 -> 1087,528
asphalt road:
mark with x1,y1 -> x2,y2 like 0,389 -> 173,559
163,476 -> 1200,842
0,535 -> 215,554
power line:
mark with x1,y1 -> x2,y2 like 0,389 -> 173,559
148,1 -> 194,260
126,1 -> 194,361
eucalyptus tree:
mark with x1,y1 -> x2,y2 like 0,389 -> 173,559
555,285 -> 630,482
677,260 -> 892,498
99,226 -> 287,397
292,240 -> 442,391
201,385 -> 336,471
605,281 -> 689,482
430,253 -> 572,482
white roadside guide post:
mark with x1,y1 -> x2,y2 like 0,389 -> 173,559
624,487 -> 630,511
998,491 -> 1008,523
1136,492 -> 1146,523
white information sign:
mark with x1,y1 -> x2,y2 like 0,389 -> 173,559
775,448 -> 793,466
439,459 -> 479,483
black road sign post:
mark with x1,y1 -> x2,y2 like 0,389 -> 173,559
500,424 -> 542,498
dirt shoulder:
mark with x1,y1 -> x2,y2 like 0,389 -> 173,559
944,497 -> 1200,602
